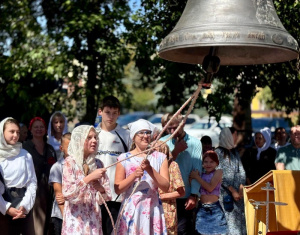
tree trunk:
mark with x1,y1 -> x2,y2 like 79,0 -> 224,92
232,95 -> 253,158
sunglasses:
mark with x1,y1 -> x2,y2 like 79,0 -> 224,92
136,130 -> 152,136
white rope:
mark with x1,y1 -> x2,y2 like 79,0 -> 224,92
104,80 -> 204,233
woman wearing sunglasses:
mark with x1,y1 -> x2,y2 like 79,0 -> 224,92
114,119 -> 169,235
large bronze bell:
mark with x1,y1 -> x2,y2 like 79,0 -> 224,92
158,0 -> 299,66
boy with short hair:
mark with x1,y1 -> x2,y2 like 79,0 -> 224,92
49,133 -> 71,235
95,95 -> 131,235
201,135 -> 213,154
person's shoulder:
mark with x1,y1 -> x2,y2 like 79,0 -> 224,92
19,148 -> 29,156
169,159 -> 179,168
117,152 -> 129,162
267,146 -> 277,155
115,125 -> 130,135
22,140 -> 33,149
46,143 -> 56,151
160,134 -> 171,141
19,148 -> 33,160
64,156 -> 75,165
50,161 -> 61,172
278,144 -> 293,153
95,158 -> 104,168
185,133 -> 200,143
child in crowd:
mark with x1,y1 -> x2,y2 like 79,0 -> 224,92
19,123 -> 28,143
49,133 -> 71,235
48,111 -> 68,158
189,150 -> 228,235
156,140 -> 185,235
0,117 -> 37,235
201,135 -> 213,154
95,95 -> 131,235
114,119 -> 169,235
62,125 -> 111,235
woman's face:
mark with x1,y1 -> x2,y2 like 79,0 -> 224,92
4,123 -> 20,145
31,120 -> 46,138
84,129 -> 98,157
52,116 -> 65,134
133,129 -> 151,150
255,133 -> 266,148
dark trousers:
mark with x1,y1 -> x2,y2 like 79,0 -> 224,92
176,198 -> 196,235
101,201 -> 121,235
0,209 -> 34,235
51,217 -> 62,235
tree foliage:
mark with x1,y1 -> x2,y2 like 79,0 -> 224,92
129,0 -> 300,124
0,0 -> 299,129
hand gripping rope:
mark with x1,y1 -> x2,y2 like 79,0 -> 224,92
99,80 -> 204,235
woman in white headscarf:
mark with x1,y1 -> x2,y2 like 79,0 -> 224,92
242,127 -> 276,184
114,119 -> 169,235
47,111 -> 68,158
61,125 -> 111,235
215,127 -> 247,235
0,117 -> 37,235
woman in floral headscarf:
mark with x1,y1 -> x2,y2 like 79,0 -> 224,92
61,125 -> 111,235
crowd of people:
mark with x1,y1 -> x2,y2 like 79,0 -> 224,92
0,94 -> 299,235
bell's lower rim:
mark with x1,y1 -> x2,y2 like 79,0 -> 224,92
158,44 -> 299,65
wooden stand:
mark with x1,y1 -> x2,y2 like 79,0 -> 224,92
243,170 -> 300,235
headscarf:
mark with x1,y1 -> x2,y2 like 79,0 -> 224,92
68,125 -> 98,175
28,117 -> 47,131
219,127 -> 235,150
255,127 -> 271,160
47,111 -> 68,151
0,117 -> 22,162
128,119 -> 153,140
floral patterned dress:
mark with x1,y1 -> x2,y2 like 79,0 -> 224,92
62,156 -> 111,235
215,148 -> 247,235
159,160 -> 185,235
116,151 -> 168,235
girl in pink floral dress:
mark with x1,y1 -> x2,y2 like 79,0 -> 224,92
62,125 -> 111,235
115,119 -> 170,235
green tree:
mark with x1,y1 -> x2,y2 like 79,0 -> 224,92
0,0 -> 69,122
41,0 -> 133,123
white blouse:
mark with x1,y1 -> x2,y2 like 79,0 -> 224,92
0,149 -> 37,215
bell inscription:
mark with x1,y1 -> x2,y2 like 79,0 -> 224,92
248,32 -> 266,40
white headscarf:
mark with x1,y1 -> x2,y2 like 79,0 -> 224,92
128,119 -> 153,140
68,125 -> 98,174
255,127 -> 271,160
47,111 -> 68,151
0,117 -> 22,162
219,127 -> 235,150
